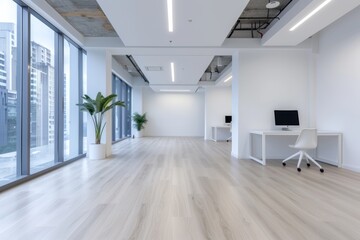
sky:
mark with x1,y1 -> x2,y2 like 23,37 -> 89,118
0,0 -> 87,89
1,0 -> 55,64
0,0 -> 16,23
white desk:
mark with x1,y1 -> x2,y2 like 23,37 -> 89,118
211,126 -> 231,142
249,130 -> 343,167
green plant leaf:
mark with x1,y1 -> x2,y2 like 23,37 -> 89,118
133,112 -> 148,131
77,92 -> 125,144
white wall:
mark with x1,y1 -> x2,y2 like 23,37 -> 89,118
132,86 -> 144,137
316,6 -> 360,172
233,50 -> 312,159
142,88 -> 205,137
204,87 -> 232,140
112,58 -> 135,86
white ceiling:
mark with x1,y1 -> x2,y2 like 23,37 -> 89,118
95,0 -> 360,90
262,0 -> 360,46
133,55 -> 214,86
97,0 -> 249,47
150,85 -> 200,93
97,0 -> 249,90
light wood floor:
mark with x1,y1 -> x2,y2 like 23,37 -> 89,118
1,137 -> 360,240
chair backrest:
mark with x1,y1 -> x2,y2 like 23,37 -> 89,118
294,128 -> 317,149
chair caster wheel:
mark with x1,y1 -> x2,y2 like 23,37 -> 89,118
297,168 -> 301,172
307,163 -> 310,167
282,162 -> 286,166
320,168 -> 324,173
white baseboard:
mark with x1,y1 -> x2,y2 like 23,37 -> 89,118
342,163 -> 360,172
231,152 -> 239,159
315,157 -> 338,167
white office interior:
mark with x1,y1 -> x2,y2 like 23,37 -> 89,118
21,0 -> 360,173
83,5 -> 360,172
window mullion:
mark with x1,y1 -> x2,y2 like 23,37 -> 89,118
55,33 -> 64,163
19,6 -> 30,176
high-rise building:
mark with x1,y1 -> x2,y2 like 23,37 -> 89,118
0,22 -> 17,152
30,41 -> 55,147
0,52 -> 6,88
0,51 -> 8,148
0,86 -> 8,147
0,23 -> 16,91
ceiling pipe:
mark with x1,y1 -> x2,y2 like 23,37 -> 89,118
227,0 -> 292,38
126,55 -> 149,83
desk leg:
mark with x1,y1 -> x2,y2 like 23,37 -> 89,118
262,135 -> 266,165
249,133 -> 254,157
249,133 -> 267,165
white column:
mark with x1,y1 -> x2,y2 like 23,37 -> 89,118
86,49 -> 112,156
231,51 -> 240,159
307,52 -> 317,128
131,86 -> 143,137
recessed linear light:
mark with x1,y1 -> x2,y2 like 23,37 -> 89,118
171,62 -> 175,82
224,75 -> 232,83
290,0 -> 332,31
159,89 -> 191,92
167,0 -> 173,32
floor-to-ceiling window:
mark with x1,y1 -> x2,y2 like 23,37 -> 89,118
0,0 -> 87,188
112,74 -> 132,142
0,0 -> 20,182
29,14 -> 56,172
63,38 -> 79,161
82,52 -> 87,153
125,84 -> 132,137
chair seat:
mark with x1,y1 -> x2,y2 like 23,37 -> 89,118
283,128 -> 324,172
289,145 -> 315,150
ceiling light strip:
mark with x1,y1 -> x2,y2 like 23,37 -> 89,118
160,89 -> 191,92
167,0 -> 174,32
224,76 -> 232,82
171,62 -> 175,82
290,0 -> 332,31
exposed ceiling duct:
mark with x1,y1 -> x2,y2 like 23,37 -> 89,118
228,0 -> 293,38
199,56 -> 231,83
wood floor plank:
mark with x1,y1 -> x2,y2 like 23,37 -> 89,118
1,137 -> 360,240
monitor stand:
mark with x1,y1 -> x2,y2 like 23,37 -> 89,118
281,126 -> 291,131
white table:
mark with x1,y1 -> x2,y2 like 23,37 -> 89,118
211,126 -> 231,142
249,130 -> 343,167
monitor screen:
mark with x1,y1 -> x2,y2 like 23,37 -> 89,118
225,115 -> 232,124
274,110 -> 299,126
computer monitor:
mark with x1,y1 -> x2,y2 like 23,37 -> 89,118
225,115 -> 232,124
274,110 -> 299,130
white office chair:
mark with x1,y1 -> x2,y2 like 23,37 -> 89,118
282,128 -> 324,173
226,123 -> 232,142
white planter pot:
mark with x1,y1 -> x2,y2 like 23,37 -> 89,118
88,144 -> 106,160
134,130 -> 143,138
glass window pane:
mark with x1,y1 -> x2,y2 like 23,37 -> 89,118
82,52 -> 87,152
64,39 -> 79,160
112,74 -> 131,142
30,15 -> 56,173
126,85 -> 131,137
0,0 -> 19,182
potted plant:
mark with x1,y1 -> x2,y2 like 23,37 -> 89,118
77,92 -> 125,159
132,112 -> 148,138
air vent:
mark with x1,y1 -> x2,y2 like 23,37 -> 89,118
145,66 -> 163,71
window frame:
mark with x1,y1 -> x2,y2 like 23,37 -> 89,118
0,0 -> 87,190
